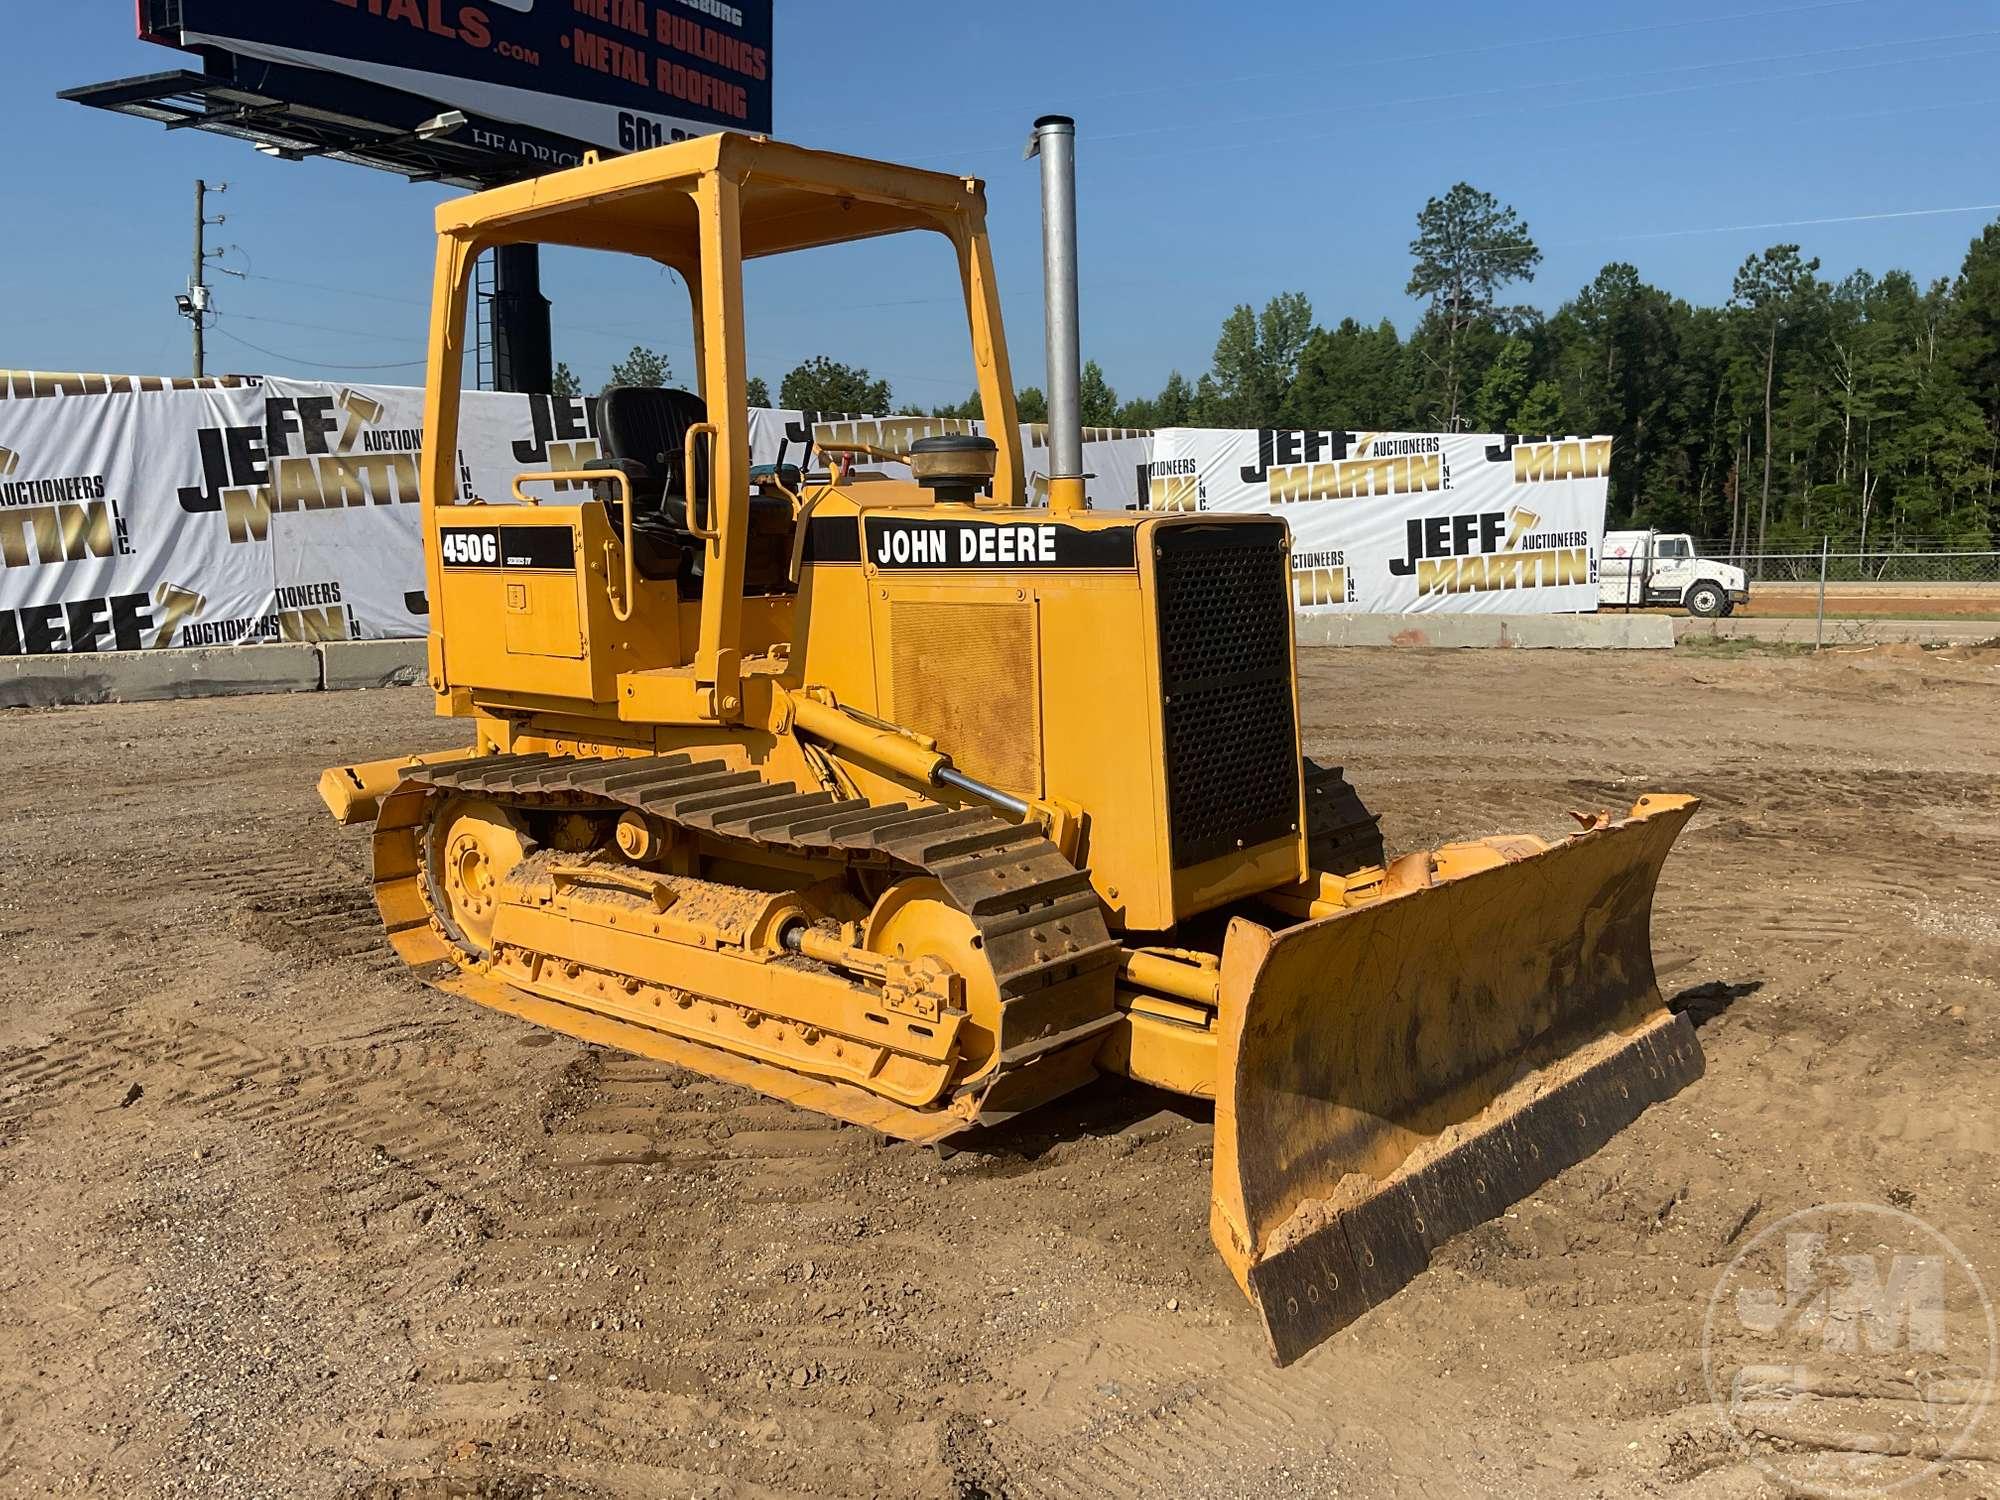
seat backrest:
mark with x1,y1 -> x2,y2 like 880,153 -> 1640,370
597,386 -> 710,505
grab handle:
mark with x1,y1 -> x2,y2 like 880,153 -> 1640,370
683,422 -> 721,543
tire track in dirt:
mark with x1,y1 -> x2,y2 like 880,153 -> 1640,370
987,1319 -> 1401,1499
194,851 -> 423,987
385,1060 -> 990,1498
2,1009 -> 503,1197
174,840 -> 997,1496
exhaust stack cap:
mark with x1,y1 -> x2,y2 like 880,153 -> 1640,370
1026,113 -> 1075,150
909,434 -> 997,504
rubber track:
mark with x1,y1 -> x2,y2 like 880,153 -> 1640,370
407,752 -> 1123,1014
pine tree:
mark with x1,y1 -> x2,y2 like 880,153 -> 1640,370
1729,246 -> 1821,552
1078,360 -> 1119,426
1406,184 -> 1541,427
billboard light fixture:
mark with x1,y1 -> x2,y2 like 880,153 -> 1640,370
416,110 -> 467,142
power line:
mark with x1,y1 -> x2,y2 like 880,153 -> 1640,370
237,270 -> 429,308
1209,198 -> 2000,259
226,311 -> 427,343
207,286 -> 978,389
1093,33 -> 2000,166
209,323 -> 427,373
1074,91 -> 2000,275
237,258 -> 1166,341
211,310 -> 976,391
1559,202 -> 2000,246
561,320 -> 978,389
1104,0 -> 1880,102
1556,93 -> 2000,162
1444,42 -> 2000,133
206,194 -> 2000,387
838,0 -> 1882,145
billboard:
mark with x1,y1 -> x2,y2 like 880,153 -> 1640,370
144,0 -> 774,158
1142,428 -> 1611,615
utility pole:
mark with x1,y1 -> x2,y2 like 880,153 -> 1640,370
188,180 -> 227,378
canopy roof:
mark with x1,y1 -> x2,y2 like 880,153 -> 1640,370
437,133 -> 986,263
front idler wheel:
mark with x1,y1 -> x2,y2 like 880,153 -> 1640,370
424,796 -> 530,960
863,877 -> 1002,1083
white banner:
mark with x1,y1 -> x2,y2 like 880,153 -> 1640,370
1,377 -> 1599,653
0,374 -> 1148,654
0,375 -> 524,652
1144,428 -> 1611,614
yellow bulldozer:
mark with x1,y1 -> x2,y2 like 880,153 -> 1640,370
321,117 -> 1702,1365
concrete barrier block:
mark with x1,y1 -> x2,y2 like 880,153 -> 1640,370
319,638 -> 428,692
1295,613 -> 1675,650
0,643 -> 323,708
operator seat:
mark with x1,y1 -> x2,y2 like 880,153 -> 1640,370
596,385 -> 795,596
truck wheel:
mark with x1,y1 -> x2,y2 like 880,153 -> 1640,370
1686,582 -> 1725,618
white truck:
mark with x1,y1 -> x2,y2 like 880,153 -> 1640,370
1600,530 -> 1749,617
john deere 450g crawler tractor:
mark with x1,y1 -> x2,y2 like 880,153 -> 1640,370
322,118 -> 1702,1364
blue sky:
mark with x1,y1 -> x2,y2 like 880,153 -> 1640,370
7,0 -> 2000,409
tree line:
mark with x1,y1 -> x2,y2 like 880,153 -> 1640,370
948,187 -> 2000,554
568,189 -> 2000,553
554,348 -> 881,417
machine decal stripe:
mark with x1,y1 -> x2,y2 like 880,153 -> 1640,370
802,516 -> 862,564
862,516 -> 1137,571
439,524 -> 576,571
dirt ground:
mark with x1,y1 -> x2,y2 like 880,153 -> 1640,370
2,642 -> 1996,1499
1728,584 -> 2000,620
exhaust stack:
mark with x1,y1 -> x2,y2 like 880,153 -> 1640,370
1028,115 -> 1084,514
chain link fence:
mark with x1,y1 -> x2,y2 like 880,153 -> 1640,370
1693,544 -> 2000,584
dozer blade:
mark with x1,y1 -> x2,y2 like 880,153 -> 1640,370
1210,794 -> 1702,1365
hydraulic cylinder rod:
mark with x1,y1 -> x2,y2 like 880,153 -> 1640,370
787,692 -> 1030,818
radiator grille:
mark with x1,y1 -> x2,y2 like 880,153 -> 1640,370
889,599 -> 1042,796
1154,522 -> 1300,867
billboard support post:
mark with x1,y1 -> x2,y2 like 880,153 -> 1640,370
491,245 -> 552,396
